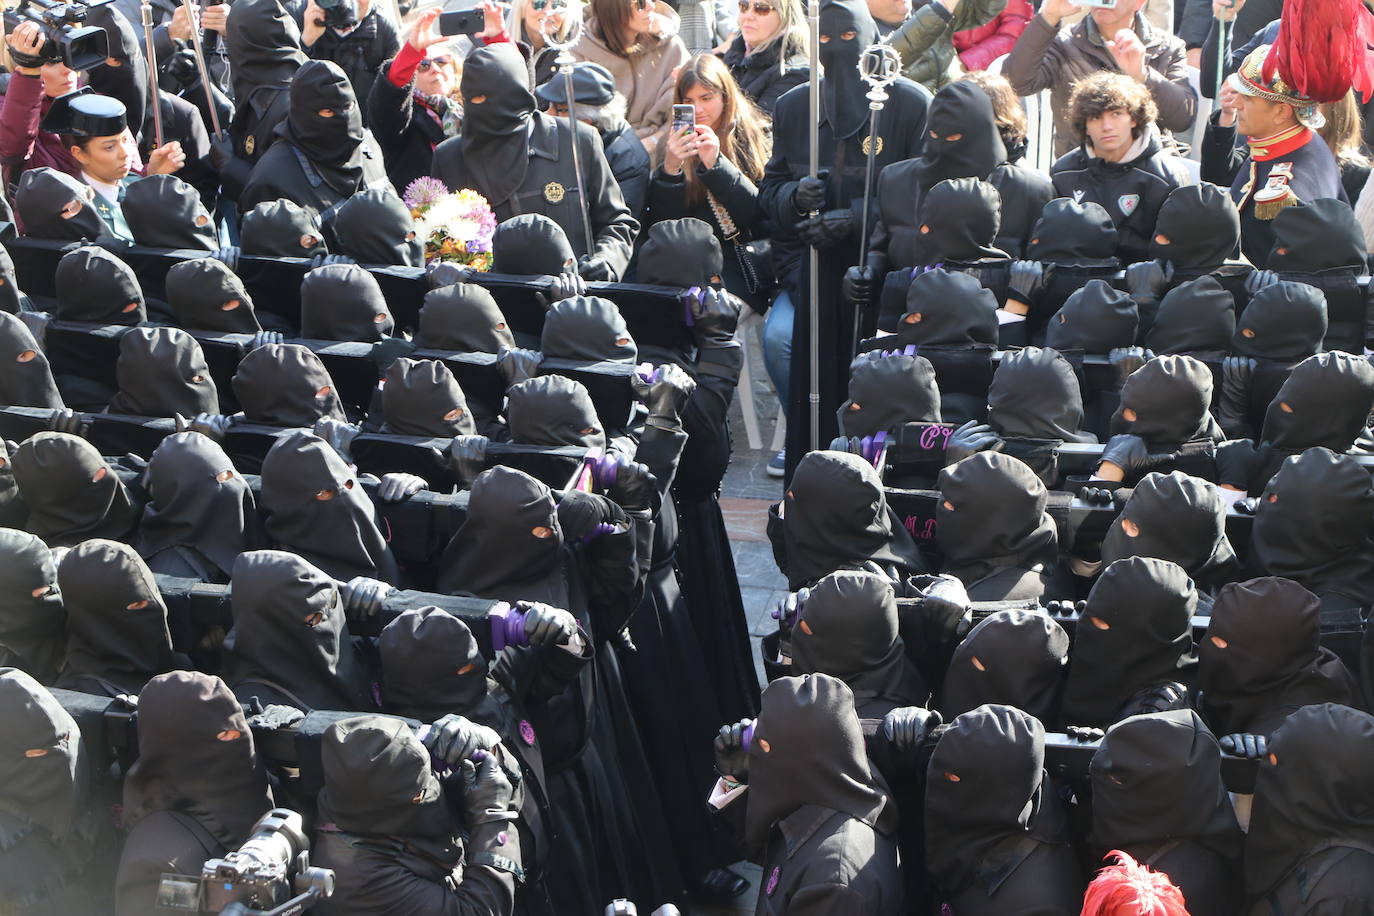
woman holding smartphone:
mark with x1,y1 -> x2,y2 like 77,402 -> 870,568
717,0 -> 809,114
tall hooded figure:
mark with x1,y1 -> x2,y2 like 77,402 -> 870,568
432,42 -> 638,281
0,530 -> 65,685
239,60 -> 394,215
760,0 -> 931,481
224,0 -> 307,170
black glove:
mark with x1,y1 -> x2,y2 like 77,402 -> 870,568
577,254 -> 613,282
1118,681 -> 1189,718
378,472 -> 427,502
425,714 -> 501,767
881,706 -> 942,754
1244,268 -> 1280,297
713,718 -> 753,782
688,287 -> 741,348
245,704 -> 306,730
556,490 -> 623,543
308,253 -> 356,269
908,573 -> 971,635
1233,496 -> 1259,515
827,435 -> 865,455
250,330 -> 284,350
1124,259 -> 1173,303
313,417 -> 360,464
770,587 -> 809,636
208,130 -> 237,174
176,412 -> 235,443
211,244 -> 240,271
1044,599 -> 1086,619
461,747 -> 516,825
843,266 -> 874,306
1219,732 -> 1267,759
427,261 -> 472,289
1099,434 -> 1172,479
340,576 -> 391,621
944,419 -> 1004,465
605,458 -> 659,514
1108,347 -> 1152,391
1218,355 -> 1256,438
433,434 -> 488,487
518,601 -> 579,647
48,407 -> 86,436
631,363 -> 696,431
1078,486 -> 1119,507
792,173 -> 827,213
537,271 -> 587,308
796,209 -> 854,248
1066,725 -> 1106,743
497,345 -> 542,387
1214,438 -> 1269,492
1007,260 -> 1046,304
370,337 -> 416,374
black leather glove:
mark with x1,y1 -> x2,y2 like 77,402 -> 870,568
843,266 -> 874,306
427,261 -> 472,289
245,704 -> 306,730
944,419 -> 1004,465
308,253 -> 355,269
713,718 -> 754,782
604,457 -> 659,514
556,490 -> 623,543
518,601 -> 579,647
370,338 -> 416,374
536,271 -> 587,308
433,434 -> 489,487
313,417 -> 360,464
688,287 -> 741,348
908,573 -> 971,635
1078,486 -> 1119,507
1218,355 -> 1256,439
48,407 -> 86,436
1244,268 -> 1280,297
881,706 -> 942,754
176,412 -> 235,443
792,173 -> 827,213
208,130 -> 237,174
1044,599 -> 1086,619
1118,681 -> 1189,718
1233,496 -> 1259,515
211,244 -> 241,271
1099,434 -> 1173,479
1007,260 -> 1046,304
425,714 -> 501,767
460,747 -> 517,826
340,576 -> 391,622
770,587 -> 809,635
796,209 -> 854,248
1214,438 -> 1269,492
577,254 -> 613,282
378,472 -> 427,503
250,330 -> 284,350
1124,259 -> 1173,303
631,363 -> 696,432
1066,725 -> 1106,743
1219,732 -> 1267,759
497,345 -> 542,387
1108,347 -> 1152,391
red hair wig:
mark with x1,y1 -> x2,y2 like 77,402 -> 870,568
1080,851 -> 1189,916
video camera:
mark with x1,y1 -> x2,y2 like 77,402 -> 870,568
2,0 -> 112,71
157,808 -> 335,915
312,0 -> 359,30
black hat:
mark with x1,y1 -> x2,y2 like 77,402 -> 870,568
535,62 -> 616,107
43,93 -> 127,138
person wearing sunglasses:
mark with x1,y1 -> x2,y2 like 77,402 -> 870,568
718,0 -> 809,115
507,0 -> 585,87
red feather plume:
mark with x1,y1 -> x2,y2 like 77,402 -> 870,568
1262,0 -> 1374,104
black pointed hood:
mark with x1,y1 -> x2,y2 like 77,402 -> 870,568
1109,354 -> 1217,445
492,214 -> 577,276
838,352 -> 941,438
15,168 -> 103,241
505,375 -> 605,448
1044,279 -> 1138,353
122,175 -> 217,251
105,327 -> 220,418
1146,275 -> 1235,355
636,218 -> 725,287
1026,199 -> 1119,264
937,451 -> 1058,587
1231,280 -> 1326,362
817,0 -> 880,139
240,199 -> 327,258
231,343 -> 348,427
278,61 -> 366,195
1149,183 -> 1240,269
897,268 -> 999,347
1267,198 -> 1367,273
915,81 -> 1007,190
415,283 -> 515,353
0,529 -> 65,685
918,178 -> 1006,264
0,312 -> 63,410
12,432 -> 137,547
458,43 -> 535,206
940,609 -> 1068,723
329,189 -> 423,267
225,0 -> 306,100
987,347 -> 1092,442
540,296 -> 636,363
381,357 -> 475,437
1260,352 -> 1374,451
300,263 -> 394,342
54,245 -> 145,324
378,606 -> 497,724
1101,471 -> 1236,585
0,668 -> 86,839
165,258 -> 263,334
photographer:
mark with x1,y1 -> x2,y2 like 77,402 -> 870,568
296,0 -> 401,125
313,716 -> 522,916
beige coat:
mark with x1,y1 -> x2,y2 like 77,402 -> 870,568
572,12 -> 691,142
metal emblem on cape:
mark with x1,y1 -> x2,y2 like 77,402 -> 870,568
544,181 -> 566,204
861,135 -> 884,156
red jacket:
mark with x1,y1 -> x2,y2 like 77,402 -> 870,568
0,72 -> 81,181
952,0 -> 1032,73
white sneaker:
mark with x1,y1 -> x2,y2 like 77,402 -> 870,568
766,450 -> 785,478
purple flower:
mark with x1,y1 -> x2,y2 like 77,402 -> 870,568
404,176 -> 449,211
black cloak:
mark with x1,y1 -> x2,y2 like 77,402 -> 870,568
299,263 -> 394,342
15,168 -> 103,241
815,0 -> 880,140
53,246 -> 146,325
837,353 -> 941,439
456,43 -> 535,207
0,667 -> 86,839
491,214 -> 577,276
0,529 -> 65,685
317,716 -> 456,839
912,82 -> 1008,192
276,60 -> 367,197
415,283 -> 516,353
1100,471 -> 1237,590
1145,275 -> 1235,355
380,357 -> 476,438
940,609 -> 1068,724
105,328 -> 220,418
329,188 -> 423,267
1043,279 -> 1138,353
239,199 -> 328,258
896,268 -> 999,347
231,343 -> 348,427
165,258 -> 264,335
121,175 -> 217,251
0,312 -> 64,410
12,432 -> 137,547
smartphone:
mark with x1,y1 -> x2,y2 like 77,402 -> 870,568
439,6 -> 485,35
1073,0 -> 1119,8
671,104 -> 696,136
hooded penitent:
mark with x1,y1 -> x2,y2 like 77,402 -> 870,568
789,571 -> 927,716
1100,472 -> 1237,587
635,218 -> 725,288
837,353 -> 941,439
380,357 -> 476,438
780,450 -> 926,591
299,263 -> 394,342
165,258 -> 264,335
259,430 -> 397,583
225,0 -> 306,103
0,244 -> 26,315
121,671 -> 274,848
121,175 -> 217,251
378,606 -> 499,724
1061,558 -> 1197,727
224,549 -> 374,712
456,43 -> 536,207
1267,197 -> 1368,274
1145,276 -> 1236,355
1244,703 -> 1374,899
896,268 -> 999,348
1250,448 -> 1374,609
540,296 -> 637,363
936,452 -> 1058,591
0,668 -> 86,840
913,82 -> 1008,191
1199,577 -> 1358,736
276,61 -> 367,198
492,214 -> 578,276
437,466 -> 567,605
54,539 -> 175,696
105,328 -> 220,418
505,375 -> 605,449
12,432 -> 137,547
1149,184 -> 1241,270
415,283 -> 515,353
1230,280 -> 1326,362
1025,199 -> 1119,265
0,312 -> 64,409
1259,352 -> 1374,452
0,529 -> 65,685
329,188 -> 423,267
940,609 -> 1068,724
137,432 -> 258,581
987,347 -> 1092,443
1109,355 -> 1218,445
231,343 -> 348,427
240,199 -> 327,258
1044,279 -> 1138,353
816,0 -> 880,140
15,168 -> 103,242
318,716 -> 457,839
917,178 -> 1006,264
53,246 -> 146,325
743,674 -> 894,855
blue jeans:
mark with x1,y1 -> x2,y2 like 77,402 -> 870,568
762,290 -> 794,408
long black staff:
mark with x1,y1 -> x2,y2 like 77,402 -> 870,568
140,0 -> 165,147
850,42 -> 899,358
540,4 -> 595,257
806,0 -> 820,450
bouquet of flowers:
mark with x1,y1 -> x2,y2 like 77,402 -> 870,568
402,177 -> 498,270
